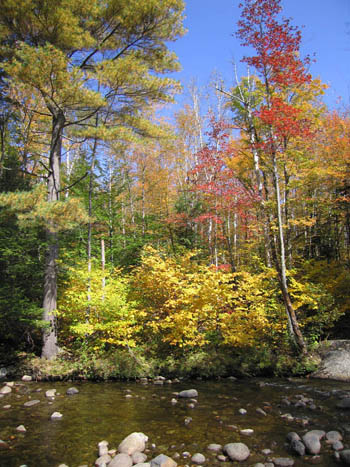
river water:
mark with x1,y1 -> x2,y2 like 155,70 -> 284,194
0,377 -> 349,466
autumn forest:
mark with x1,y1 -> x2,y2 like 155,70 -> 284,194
0,0 -> 349,378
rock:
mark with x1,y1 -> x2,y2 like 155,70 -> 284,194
340,450 -> 350,464
326,430 -> 342,442
178,389 -> 198,398
238,408 -> 247,415
95,453 -> 112,466
0,386 -> 11,394
109,453 -> 132,467
240,429 -> 254,435
66,387 -> 79,395
286,432 -> 301,443
224,442 -> 250,461
134,464 -> 150,467
132,452 -> 147,464
170,398 -> 177,405
50,411 -> 63,419
45,389 -> 56,398
290,439 -> 305,456
118,432 -> 148,456
256,407 -> 267,416
312,341 -> 350,382
332,440 -> 344,451
16,425 -> 26,432
22,375 -> 32,382
273,458 -> 294,466
253,464 -> 265,467
98,440 -> 109,456
217,454 -> 227,461
227,376 -> 237,381
191,453 -> 205,464
261,449 -> 272,455
207,443 -> 222,452
337,398 -> 350,409
23,400 -> 40,407
302,433 -> 321,455
3,404 -> 11,409
150,454 -> 177,467
0,368 -> 7,379
306,430 -> 325,440
0,440 -> 9,449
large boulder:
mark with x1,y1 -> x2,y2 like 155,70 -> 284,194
312,340 -> 350,382
118,432 -> 148,456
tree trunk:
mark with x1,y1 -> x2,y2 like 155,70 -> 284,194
272,152 -> 307,355
42,109 -> 65,359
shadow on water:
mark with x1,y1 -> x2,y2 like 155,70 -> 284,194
0,377 -> 349,466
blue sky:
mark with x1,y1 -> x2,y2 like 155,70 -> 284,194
167,0 -> 350,110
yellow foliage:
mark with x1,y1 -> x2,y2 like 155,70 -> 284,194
58,262 -> 139,349
131,247 -> 283,348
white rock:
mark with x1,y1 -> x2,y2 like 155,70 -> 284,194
16,425 -> 26,432
118,432 -> 148,456
22,375 -> 32,382
51,411 -> 63,420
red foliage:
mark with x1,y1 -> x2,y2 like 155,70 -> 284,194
237,0 -> 311,89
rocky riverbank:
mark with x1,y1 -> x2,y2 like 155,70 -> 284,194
2,376 -> 350,466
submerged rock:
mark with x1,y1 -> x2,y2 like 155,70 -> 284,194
66,387 -> 79,395
178,389 -> 198,398
23,400 -> 40,407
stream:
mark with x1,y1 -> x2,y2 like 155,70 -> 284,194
1,377 -> 350,466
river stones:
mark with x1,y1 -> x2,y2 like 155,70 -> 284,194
150,454 -> 177,466
337,397 -> 350,409
0,385 -> 11,395
22,375 -> 32,382
286,432 -> 301,443
326,430 -> 342,442
191,452 -> 206,464
290,439 -> 305,456
238,408 -> 247,415
98,440 -> 109,456
178,389 -> 198,398
95,453 -> 112,466
109,453 -> 132,467
51,411 -> 63,420
273,458 -> 294,466
224,442 -> 250,461
340,450 -> 350,464
45,389 -> 56,398
132,451 -> 147,463
16,425 -> 26,432
118,432 -> 148,456
23,400 -> 40,407
302,433 -> 321,455
66,387 -> 79,395
207,443 -> 222,452
240,428 -> 254,435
